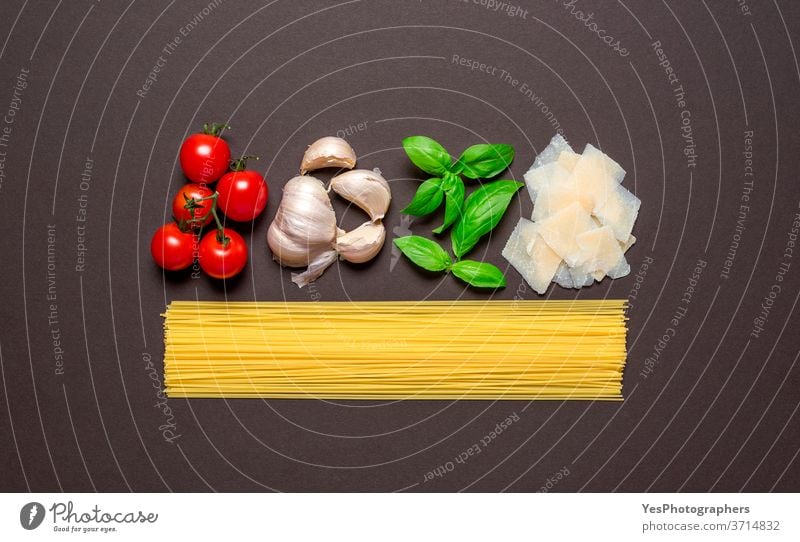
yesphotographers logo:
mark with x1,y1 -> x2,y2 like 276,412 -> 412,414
20,502 -> 45,530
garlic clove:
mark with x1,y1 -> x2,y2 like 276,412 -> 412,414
300,136 -> 357,174
331,169 -> 392,221
335,220 -> 386,264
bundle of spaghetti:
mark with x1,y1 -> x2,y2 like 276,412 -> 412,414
163,300 -> 628,400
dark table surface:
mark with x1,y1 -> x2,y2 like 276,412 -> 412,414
1,0 -> 798,492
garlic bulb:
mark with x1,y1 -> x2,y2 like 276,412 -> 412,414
300,136 -> 356,174
331,169 -> 391,221
270,139 -> 393,287
335,221 -> 386,264
267,175 -> 339,287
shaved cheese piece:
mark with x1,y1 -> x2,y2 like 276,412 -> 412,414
537,202 -> 595,267
593,185 -> 641,242
531,178 -> 584,221
552,262 -> 593,289
553,262 -> 574,288
581,143 -> 625,184
532,134 -> 574,169
608,257 -> 631,279
529,242 -> 561,294
569,144 -> 625,211
574,226 -> 626,282
502,218 -> 561,294
570,266 -> 595,287
524,135 -> 578,205
524,162 -> 571,207
557,150 -> 580,172
502,217 -> 539,256
620,234 -> 636,253
511,135 -> 640,294
501,222 -> 537,291
553,264 -> 572,288
527,229 -> 563,294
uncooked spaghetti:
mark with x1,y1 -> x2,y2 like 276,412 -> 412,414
163,300 -> 628,400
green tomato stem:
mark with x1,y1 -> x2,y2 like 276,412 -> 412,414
229,155 -> 259,172
180,192 -> 227,244
202,122 -> 229,137
211,207 -> 229,246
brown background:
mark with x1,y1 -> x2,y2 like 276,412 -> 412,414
0,0 -> 798,492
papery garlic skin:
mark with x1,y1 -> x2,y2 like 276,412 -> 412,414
300,136 -> 356,174
331,169 -> 391,221
335,221 -> 386,264
291,249 -> 338,288
267,175 -> 337,268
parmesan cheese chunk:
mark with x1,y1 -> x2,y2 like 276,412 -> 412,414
569,144 -> 624,211
607,257 -> 631,279
552,262 -> 574,288
523,135 -> 579,206
531,176 -> 585,221
574,226 -> 626,281
501,218 -> 562,294
593,185 -> 641,242
620,234 -> 636,253
557,150 -> 580,172
552,262 -> 592,289
581,144 -> 625,184
553,262 -> 594,290
524,162 -> 571,207
570,266 -> 596,287
537,202 -> 595,267
532,134 -> 574,169
509,135 -> 639,294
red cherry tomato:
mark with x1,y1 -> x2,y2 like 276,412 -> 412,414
179,123 -> 231,183
172,184 -> 214,227
151,223 -> 196,271
216,156 -> 268,221
198,228 -> 248,279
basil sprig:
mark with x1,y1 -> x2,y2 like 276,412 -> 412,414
393,237 -> 506,289
395,136 -> 520,289
400,136 -> 514,232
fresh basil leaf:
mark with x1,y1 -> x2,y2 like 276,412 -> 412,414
393,236 -> 452,272
432,176 -> 465,234
402,136 -> 452,176
450,260 -> 507,288
402,178 -> 444,216
454,144 -> 515,179
448,159 -> 465,175
441,171 -> 460,191
451,180 -> 523,258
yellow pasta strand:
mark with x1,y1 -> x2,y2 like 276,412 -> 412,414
163,300 -> 628,400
